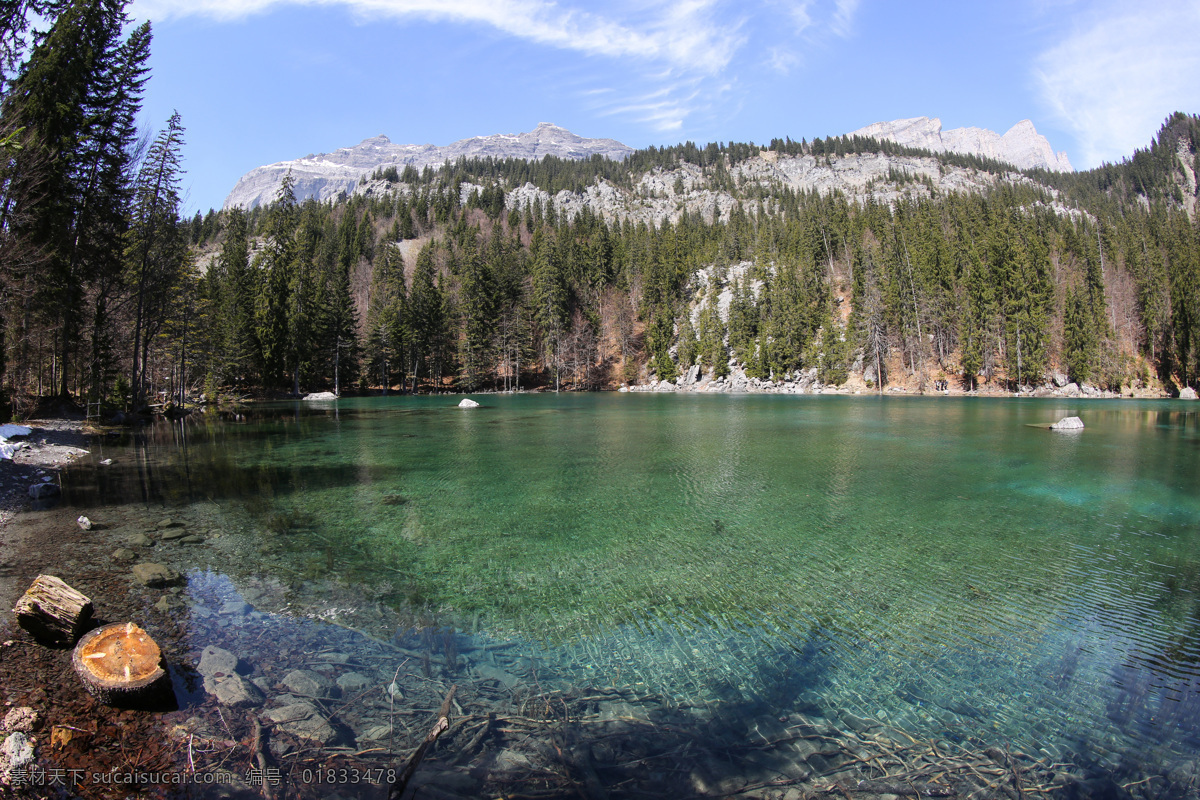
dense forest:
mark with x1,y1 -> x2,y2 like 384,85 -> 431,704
2,1 -> 1200,417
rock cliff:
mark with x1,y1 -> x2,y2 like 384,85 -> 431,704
848,117 -> 1073,172
223,123 -> 633,209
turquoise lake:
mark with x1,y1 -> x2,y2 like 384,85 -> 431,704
63,394 -> 1200,778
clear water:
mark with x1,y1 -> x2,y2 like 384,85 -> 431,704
64,395 -> 1200,775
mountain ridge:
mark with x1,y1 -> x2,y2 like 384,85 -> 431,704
223,123 -> 634,209
224,116 -> 1074,210
847,117 -> 1073,172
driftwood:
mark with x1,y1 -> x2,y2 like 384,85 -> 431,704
388,684 -> 457,800
13,574 -> 94,645
72,622 -> 169,706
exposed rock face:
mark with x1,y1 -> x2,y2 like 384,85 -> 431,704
224,123 -> 633,209
849,117 -> 1073,172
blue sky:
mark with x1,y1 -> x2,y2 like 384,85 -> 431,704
126,0 -> 1200,215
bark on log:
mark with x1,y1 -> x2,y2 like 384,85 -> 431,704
389,684 -> 457,800
72,622 -> 170,707
13,575 -> 93,645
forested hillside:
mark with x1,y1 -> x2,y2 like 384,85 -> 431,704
2,0 -> 1199,415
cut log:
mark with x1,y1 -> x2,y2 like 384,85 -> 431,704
13,575 -> 94,645
72,622 -> 170,706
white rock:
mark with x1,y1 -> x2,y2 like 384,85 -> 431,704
849,116 -> 1073,172
77,516 -> 93,531
1180,387 -> 1198,400
100,458 -> 113,465
1051,416 -> 1085,430
225,123 -> 634,209
458,398 -> 480,408
302,391 -> 338,400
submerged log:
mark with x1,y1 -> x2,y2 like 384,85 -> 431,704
13,574 -> 94,645
72,622 -> 169,706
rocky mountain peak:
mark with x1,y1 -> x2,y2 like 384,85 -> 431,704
848,116 -> 1073,172
224,125 -> 634,209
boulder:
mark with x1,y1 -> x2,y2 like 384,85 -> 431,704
131,563 -> 182,587
76,516 -> 93,531
458,398 -> 480,408
1181,387 -> 1198,400
1061,382 -> 1080,397
159,528 -> 187,541
303,391 -> 338,400
127,533 -> 154,548
1051,416 -> 1085,430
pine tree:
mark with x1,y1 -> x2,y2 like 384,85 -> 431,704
127,111 -> 184,411
364,242 -> 406,393
458,233 -> 497,390
2,0 -> 150,398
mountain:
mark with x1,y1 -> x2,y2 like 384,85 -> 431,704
223,123 -> 634,209
848,117 -> 1074,172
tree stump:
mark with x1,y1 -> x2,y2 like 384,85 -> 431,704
12,575 -> 94,645
72,622 -> 169,706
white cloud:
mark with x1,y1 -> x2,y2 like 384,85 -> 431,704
830,0 -> 858,37
1035,1 -> 1200,166
135,0 -> 864,136
134,0 -> 741,75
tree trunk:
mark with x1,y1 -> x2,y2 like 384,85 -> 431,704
72,621 -> 170,707
14,575 -> 94,645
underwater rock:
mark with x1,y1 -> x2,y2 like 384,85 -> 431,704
76,516 -> 93,531
205,673 -> 264,708
127,533 -> 154,547
264,701 -> 340,745
197,645 -> 242,679
219,600 -> 250,616
159,528 -> 187,541
28,482 -> 59,500
336,672 -> 372,693
281,669 -> 337,698
131,563 -> 182,587
1051,416 -> 1084,430
458,398 -> 480,408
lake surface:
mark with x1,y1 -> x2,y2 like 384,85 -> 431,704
63,394 -> 1200,783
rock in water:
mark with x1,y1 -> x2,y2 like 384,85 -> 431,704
131,563 -> 183,587
302,391 -> 338,400
1051,416 -> 1084,430
77,516 -> 93,531
28,482 -> 59,500
13,575 -> 94,645
72,622 -> 171,706
458,398 -> 480,408
1181,387 -> 1198,400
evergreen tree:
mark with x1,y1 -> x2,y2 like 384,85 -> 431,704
127,111 -> 184,411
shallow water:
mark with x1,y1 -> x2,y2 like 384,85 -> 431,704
63,394 -> 1200,777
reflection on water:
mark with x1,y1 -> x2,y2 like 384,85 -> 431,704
63,395 -> 1200,782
